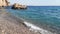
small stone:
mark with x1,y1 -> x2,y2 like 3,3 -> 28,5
2,30 -> 5,34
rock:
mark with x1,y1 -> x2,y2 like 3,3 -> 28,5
0,0 -> 10,7
11,3 -> 27,9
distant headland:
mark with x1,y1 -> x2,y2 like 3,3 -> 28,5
0,0 -> 27,9
0,0 -> 9,7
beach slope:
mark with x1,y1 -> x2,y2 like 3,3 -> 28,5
0,9 -> 38,34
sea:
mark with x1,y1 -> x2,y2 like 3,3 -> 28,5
6,6 -> 60,34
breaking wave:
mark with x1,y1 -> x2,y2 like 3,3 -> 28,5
24,21 -> 56,34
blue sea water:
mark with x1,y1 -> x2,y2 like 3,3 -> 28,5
6,6 -> 60,34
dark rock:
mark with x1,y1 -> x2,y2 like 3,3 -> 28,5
11,3 -> 27,9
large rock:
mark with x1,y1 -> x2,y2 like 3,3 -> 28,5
0,0 -> 9,7
12,3 -> 27,9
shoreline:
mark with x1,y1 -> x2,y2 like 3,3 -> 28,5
0,8 -> 57,34
0,9 -> 39,34
7,9 -> 56,34
11,13 -> 56,34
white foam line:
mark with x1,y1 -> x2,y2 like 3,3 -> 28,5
15,16 -> 56,34
24,21 -> 56,34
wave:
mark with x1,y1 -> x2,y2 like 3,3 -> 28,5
24,21 -> 56,34
14,16 -> 56,34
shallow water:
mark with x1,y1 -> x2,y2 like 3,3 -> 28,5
6,6 -> 60,34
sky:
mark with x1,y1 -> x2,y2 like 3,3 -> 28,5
9,0 -> 60,6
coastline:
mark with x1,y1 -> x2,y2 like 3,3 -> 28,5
0,0 -> 59,34
8,10 -> 56,34
13,14 -> 56,34
0,9 -> 39,34
0,8 -> 57,34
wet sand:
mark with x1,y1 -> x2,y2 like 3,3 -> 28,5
0,9 -> 41,34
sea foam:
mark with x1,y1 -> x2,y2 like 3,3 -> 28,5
15,16 -> 56,34
24,21 -> 56,34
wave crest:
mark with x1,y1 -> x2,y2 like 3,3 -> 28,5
24,21 -> 56,34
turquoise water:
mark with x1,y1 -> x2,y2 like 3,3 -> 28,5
7,6 -> 60,34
